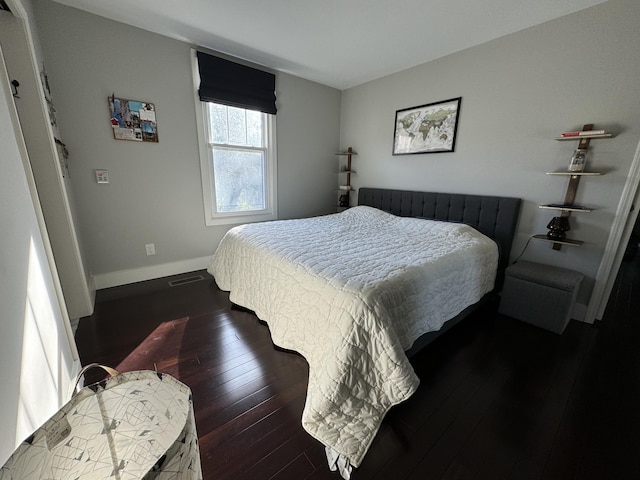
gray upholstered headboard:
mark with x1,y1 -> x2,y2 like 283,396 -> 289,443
358,187 -> 521,287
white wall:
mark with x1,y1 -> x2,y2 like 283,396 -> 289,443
0,44 -> 79,465
32,0 -> 342,288
341,0 -> 640,315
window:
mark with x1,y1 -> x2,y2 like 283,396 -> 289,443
193,51 -> 277,226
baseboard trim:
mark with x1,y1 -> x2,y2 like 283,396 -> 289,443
93,256 -> 212,290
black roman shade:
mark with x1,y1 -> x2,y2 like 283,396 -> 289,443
196,51 -> 277,115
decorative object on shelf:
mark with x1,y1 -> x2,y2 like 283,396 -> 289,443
335,147 -> 357,211
392,97 -> 461,155
555,132 -> 614,141
560,129 -> 605,137
569,148 -> 587,172
535,123 -> 614,250
547,216 -> 570,241
108,94 -> 158,142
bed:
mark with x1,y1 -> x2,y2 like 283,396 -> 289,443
208,187 -> 521,475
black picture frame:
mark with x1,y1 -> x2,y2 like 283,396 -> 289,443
392,97 -> 461,155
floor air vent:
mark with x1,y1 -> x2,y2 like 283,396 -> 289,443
168,274 -> 206,287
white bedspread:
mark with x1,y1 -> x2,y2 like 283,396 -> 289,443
208,206 -> 498,468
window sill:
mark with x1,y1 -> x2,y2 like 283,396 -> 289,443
205,210 -> 277,227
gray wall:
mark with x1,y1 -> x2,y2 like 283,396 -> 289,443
33,0 -> 341,287
341,0 -> 640,313
32,0 -> 640,313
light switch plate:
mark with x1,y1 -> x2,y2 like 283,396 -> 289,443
95,169 -> 109,184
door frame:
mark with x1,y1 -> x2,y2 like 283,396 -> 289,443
586,135 -> 640,322
2,0 -> 79,362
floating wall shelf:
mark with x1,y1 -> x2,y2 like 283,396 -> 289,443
535,124 -> 613,250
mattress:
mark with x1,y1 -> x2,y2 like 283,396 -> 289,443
208,206 -> 498,468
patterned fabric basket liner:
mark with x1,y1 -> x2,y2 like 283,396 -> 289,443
0,369 -> 202,480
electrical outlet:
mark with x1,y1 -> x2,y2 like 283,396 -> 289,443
145,243 -> 155,256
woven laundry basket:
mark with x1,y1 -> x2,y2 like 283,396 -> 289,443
0,365 -> 202,479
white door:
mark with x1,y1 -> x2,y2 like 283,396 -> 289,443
0,40 -> 80,466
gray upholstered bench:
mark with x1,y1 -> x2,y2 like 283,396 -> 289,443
498,260 -> 584,334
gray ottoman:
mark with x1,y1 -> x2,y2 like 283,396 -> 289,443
499,261 -> 584,334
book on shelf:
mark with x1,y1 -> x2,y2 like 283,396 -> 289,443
560,129 -> 606,137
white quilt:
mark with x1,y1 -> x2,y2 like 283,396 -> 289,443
208,206 -> 498,468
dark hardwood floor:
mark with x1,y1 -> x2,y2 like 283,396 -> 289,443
76,256 -> 640,479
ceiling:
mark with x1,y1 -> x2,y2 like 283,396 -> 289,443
51,0 -> 606,90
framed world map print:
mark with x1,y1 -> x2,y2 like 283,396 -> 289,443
392,97 -> 461,155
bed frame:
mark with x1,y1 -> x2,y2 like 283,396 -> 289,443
358,187 -> 522,355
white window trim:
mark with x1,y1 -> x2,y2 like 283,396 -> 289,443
191,49 -> 278,226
